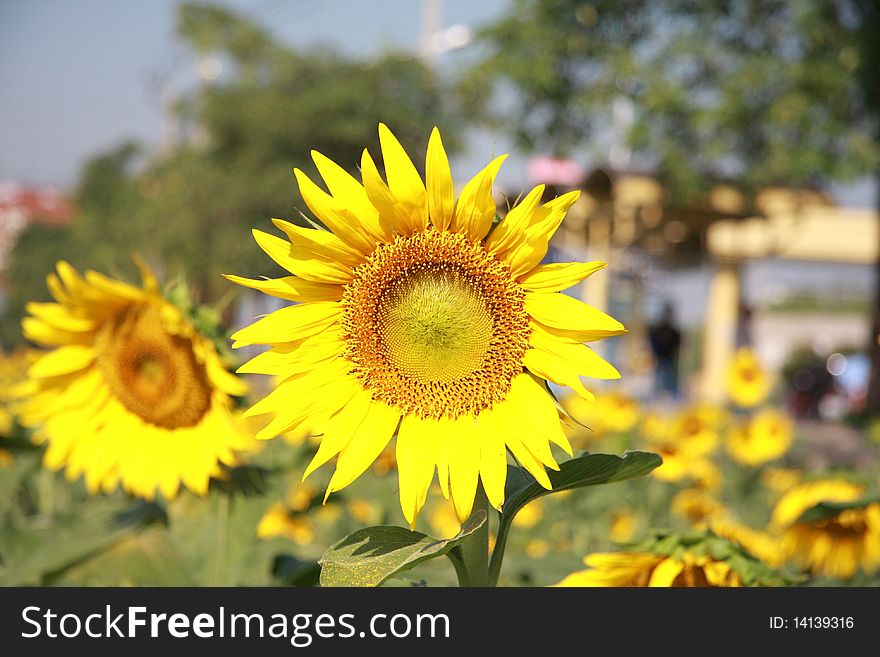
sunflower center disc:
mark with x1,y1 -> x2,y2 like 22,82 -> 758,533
95,303 -> 212,429
377,269 -> 493,384
341,227 -> 531,420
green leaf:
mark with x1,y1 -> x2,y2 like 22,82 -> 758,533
504,451 -> 663,520
794,491 -> 880,525
318,510 -> 487,587
272,554 -> 321,587
489,451 -> 662,586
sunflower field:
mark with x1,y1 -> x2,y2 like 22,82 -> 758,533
2,1 -> 879,593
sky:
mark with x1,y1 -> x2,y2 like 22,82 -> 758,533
0,0 -> 509,188
0,0 -> 876,206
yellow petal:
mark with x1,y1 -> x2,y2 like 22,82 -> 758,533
271,218 -> 363,267
311,150 -> 388,241
26,301 -> 98,332
252,229 -> 351,284
21,317 -> 91,347
518,261 -> 607,292
397,414 -> 440,528
303,386 -> 373,480
425,127 -> 455,231
504,373 -> 571,458
648,558 -> 684,587
29,344 -> 95,379
293,168 -> 378,255
524,292 -> 625,339
448,415 -> 480,522
529,330 -> 621,379
230,302 -> 341,346
223,273 -> 343,302
237,334 -> 343,376
325,401 -> 401,497
450,155 -> 507,241
476,408 -> 508,511
504,191 -> 580,277
378,123 -> 428,233
485,185 -> 545,255
523,348 -> 596,402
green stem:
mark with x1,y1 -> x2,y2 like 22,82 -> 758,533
458,485 -> 490,586
213,490 -> 230,586
448,548 -> 471,587
487,511 -> 512,587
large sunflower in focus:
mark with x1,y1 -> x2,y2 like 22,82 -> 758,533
229,125 -> 625,527
16,261 -> 253,500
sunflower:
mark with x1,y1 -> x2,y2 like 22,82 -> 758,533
15,261 -> 254,500
771,479 -> 880,579
727,347 -> 770,408
553,530 -> 790,587
609,508 -> 637,542
671,488 -> 726,524
642,409 -> 720,488
553,551 -> 742,587
229,124 -> 625,527
726,408 -> 793,466
561,391 -> 640,447
257,483 -> 319,545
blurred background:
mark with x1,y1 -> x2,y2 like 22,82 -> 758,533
1,0 -> 879,586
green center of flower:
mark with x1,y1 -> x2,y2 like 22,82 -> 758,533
340,227 -> 531,420
376,268 -> 493,384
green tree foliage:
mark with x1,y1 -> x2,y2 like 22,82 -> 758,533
4,2 -> 468,345
466,0 -> 878,201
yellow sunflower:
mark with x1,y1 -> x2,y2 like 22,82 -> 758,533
771,479 -> 880,579
15,261 -> 254,500
553,551 -> 741,587
228,124 -> 625,527
727,347 -> 770,407
642,409 -> 720,489
726,408 -> 793,466
671,488 -> 727,524
561,390 -> 640,447
257,483 -> 319,545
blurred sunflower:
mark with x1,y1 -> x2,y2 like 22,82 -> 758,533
257,483 -> 319,545
553,551 -> 742,587
761,467 -> 802,495
726,347 -> 770,408
771,479 -> 880,579
553,531 -> 789,587
726,408 -> 793,466
609,508 -> 637,542
642,409 -> 720,489
708,516 -> 782,567
229,124 -> 625,527
671,488 -> 726,524
561,391 -> 640,447
15,261 -> 254,500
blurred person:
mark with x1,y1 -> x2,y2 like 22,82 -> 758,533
647,301 -> 682,399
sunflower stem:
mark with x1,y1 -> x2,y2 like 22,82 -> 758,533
213,489 -> 230,586
458,484 -> 490,587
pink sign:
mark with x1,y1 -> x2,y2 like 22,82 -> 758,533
526,156 -> 584,186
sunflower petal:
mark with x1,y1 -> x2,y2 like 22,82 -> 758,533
325,401 -> 401,497
230,302 -> 341,346
525,293 -> 626,339
223,274 -> 343,302
426,127 -> 455,231
518,261 -> 606,292
397,414 -> 440,528
378,123 -> 428,233
450,155 -> 507,241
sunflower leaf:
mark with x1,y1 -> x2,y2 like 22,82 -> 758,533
794,492 -> 880,524
489,451 -> 662,586
318,510 -> 487,587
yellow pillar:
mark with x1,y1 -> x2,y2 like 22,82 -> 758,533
700,260 -> 741,404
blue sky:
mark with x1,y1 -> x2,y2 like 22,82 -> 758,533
0,0 -> 509,187
0,0 -> 875,206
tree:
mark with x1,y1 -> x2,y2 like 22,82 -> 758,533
468,0 -> 880,408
